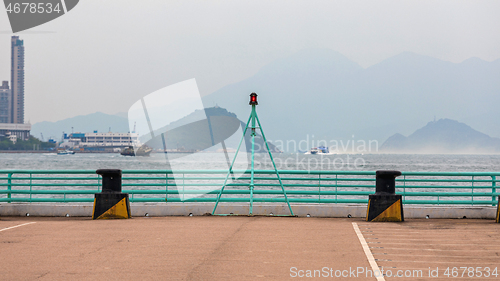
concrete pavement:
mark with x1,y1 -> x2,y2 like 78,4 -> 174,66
0,217 -> 499,280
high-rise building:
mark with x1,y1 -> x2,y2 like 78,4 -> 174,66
11,36 -> 24,124
0,81 -> 10,123
0,37 -> 30,141
0,81 -> 30,140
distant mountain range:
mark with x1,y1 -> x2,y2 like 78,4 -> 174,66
380,119 -> 500,154
32,48 -> 500,153
202,49 -> 500,144
31,108 -> 279,152
143,106 -> 280,152
31,112 -> 129,141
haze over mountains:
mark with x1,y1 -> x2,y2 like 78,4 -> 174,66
202,49 -> 500,144
142,106 -> 280,153
32,49 -> 500,153
31,112 -> 129,141
381,119 -> 500,154
31,108 -> 280,153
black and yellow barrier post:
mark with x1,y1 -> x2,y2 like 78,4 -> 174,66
367,170 -> 404,222
496,196 -> 500,223
92,169 -> 131,220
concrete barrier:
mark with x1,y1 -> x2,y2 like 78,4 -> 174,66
0,203 -> 496,219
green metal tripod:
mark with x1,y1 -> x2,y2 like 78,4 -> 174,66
212,93 -> 294,216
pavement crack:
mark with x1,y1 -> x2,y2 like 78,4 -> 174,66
186,217 -> 259,280
88,246 -> 106,255
78,245 -> 106,260
36,271 -> 50,279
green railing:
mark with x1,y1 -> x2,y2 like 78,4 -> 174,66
0,170 -> 499,206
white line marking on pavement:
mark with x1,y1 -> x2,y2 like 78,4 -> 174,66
372,247 -> 500,252
384,260 -> 497,265
353,222 -> 385,281
0,222 -> 36,232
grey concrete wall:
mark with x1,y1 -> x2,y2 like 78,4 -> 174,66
0,203 -> 496,219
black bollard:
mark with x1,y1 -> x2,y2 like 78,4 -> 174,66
92,169 -> 131,220
366,170 -> 404,222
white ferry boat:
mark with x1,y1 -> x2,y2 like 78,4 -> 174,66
57,150 -> 75,155
304,146 -> 335,155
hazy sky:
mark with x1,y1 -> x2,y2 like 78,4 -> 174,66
0,0 -> 499,123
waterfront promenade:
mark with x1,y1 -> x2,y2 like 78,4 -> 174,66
0,216 -> 499,280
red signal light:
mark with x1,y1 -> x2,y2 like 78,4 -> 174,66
249,93 -> 258,105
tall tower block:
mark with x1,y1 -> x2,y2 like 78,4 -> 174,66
0,81 -> 10,123
11,36 -> 24,124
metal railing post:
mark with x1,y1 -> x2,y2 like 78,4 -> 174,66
165,172 -> 168,202
492,176 -> 496,206
335,174 -> 338,203
472,176 -> 475,206
318,174 -> 321,203
7,172 -> 12,203
29,173 -> 32,203
403,175 -> 406,204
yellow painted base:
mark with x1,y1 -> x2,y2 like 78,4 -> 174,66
370,200 -> 403,222
94,198 -> 130,220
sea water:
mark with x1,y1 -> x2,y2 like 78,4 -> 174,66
0,153 -> 499,172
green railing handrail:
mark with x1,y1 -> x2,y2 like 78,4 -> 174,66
1,169 -> 499,206
1,169 -> 500,176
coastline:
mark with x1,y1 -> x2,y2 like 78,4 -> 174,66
0,150 -> 53,153
0,150 -> 116,154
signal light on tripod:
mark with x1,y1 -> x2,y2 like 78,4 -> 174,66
249,93 -> 258,105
